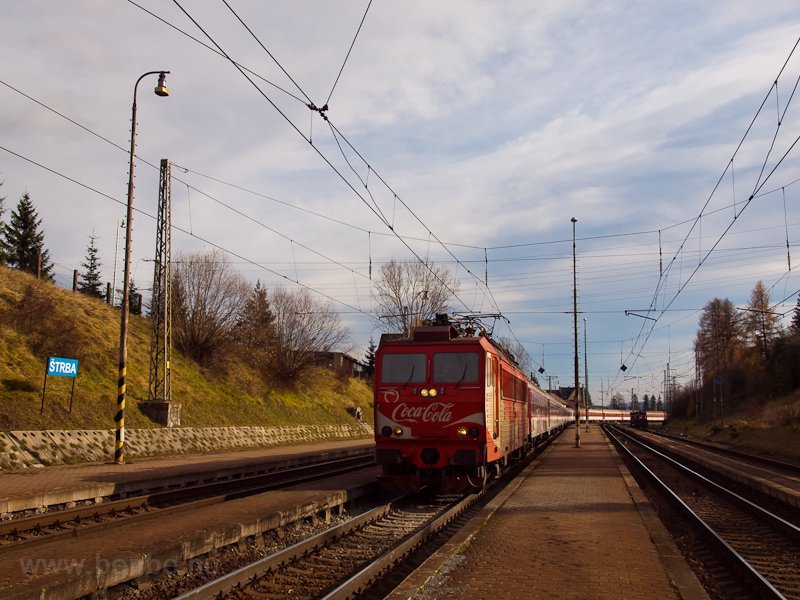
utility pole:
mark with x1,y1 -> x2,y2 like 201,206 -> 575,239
600,378 -> 605,421
583,317 -> 589,431
112,218 -> 124,307
695,349 -> 702,422
571,217 -> 580,448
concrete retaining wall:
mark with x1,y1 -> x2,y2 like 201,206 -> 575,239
0,423 -> 373,471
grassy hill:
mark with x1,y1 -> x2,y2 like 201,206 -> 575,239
666,390 -> 800,462
0,265 -> 373,432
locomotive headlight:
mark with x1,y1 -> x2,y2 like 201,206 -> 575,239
456,426 -> 468,437
420,388 -> 429,397
393,427 -> 403,436
381,426 -> 392,437
469,426 -> 480,437
428,388 -> 438,397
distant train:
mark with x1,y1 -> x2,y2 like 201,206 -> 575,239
374,314 -> 571,491
584,408 -> 665,423
629,410 -> 648,429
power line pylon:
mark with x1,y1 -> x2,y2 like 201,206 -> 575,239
148,158 -> 172,403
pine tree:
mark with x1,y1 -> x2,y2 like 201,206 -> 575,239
117,278 -> 142,313
365,337 -> 376,377
3,192 -> 54,279
78,233 -> 104,298
0,182 -> 9,265
129,279 -> 142,315
234,280 -> 276,375
791,295 -> 800,336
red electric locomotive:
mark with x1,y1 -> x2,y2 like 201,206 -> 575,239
374,314 -> 542,491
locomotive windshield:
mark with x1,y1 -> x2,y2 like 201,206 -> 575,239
433,352 -> 479,383
381,353 -> 426,383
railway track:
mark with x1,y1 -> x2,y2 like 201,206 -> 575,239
0,453 -> 374,557
649,428 -> 800,475
626,426 -> 800,523
166,434 -> 562,600
606,424 -> 800,600
173,491 -> 478,600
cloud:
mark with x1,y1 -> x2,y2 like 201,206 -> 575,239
2,0 -> 799,397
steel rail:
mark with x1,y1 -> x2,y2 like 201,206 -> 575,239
605,424 -> 788,600
649,428 -> 800,474
0,453 -> 374,554
319,491 -> 479,599
610,425 -> 800,539
173,498 -> 403,599
170,429 -> 564,599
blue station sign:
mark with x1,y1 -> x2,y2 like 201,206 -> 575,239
47,356 -> 79,378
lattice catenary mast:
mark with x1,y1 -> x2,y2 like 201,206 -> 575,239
148,158 -> 172,403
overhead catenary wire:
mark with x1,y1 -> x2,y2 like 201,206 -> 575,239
1,3 -> 479,330
126,0 -> 307,105
13,67 -> 794,289
615,36 -> 800,386
171,0 -> 477,316
324,0 -> 372,107
7,7 -> 800,387
174,0 -> 504,318
12,65 -> 796,258
0,77 -> 378,287
0,143 -> 375,319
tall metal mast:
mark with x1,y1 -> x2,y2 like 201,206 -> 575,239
148,158 -> 172,403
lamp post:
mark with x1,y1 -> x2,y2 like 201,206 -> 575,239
116,70 -> 170,465
571,217 -> 580,448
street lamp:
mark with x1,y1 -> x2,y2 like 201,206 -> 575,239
571,217 -> 580,448
116,70 -> 170,465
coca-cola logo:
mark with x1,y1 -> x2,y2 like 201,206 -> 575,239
391,402 -> 454,424
381,389 -> 399,403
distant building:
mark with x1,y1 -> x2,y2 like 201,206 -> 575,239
312,351 -> 369,380
553,385 -> 589,410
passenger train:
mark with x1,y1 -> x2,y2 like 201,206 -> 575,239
374,314 -> 572,491
584,408 -> 666,423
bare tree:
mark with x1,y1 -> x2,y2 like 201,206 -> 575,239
497,335 -> 532,375
743,280 -> 780,360
694,297 -> 743,379
270,287 -> 352,381
373,259 -> 459,333
172,249 -> 250,367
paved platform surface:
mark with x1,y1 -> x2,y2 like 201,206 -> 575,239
0,442 -> 379,599
389,426 -> 709,600
0,439 -> 374,515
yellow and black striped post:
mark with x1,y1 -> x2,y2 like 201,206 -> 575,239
115,362 -> 126,463
116,70 -> 170,465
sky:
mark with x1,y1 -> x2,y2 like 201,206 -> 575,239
2,1 -> 800,407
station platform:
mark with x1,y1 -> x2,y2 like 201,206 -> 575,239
0,439 -> 379,599
0,439 -> 374,516
388,425 -> 709,600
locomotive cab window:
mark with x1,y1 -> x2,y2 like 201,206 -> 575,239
381,353 -> 426,383
433,352 -> 478,383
